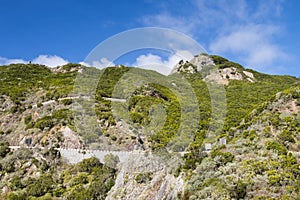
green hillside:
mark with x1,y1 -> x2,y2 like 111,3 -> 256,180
0,54 -> 299,199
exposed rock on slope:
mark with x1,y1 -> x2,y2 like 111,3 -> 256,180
107,152 -> 184,200
51,63 -> 83,73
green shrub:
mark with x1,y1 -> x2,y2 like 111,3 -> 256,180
26,175 -> 54,197
263,126 -> 272,137
135,172 -> 153,184
266,141 -> 287,155
34,116 -> 54,130
9,176 -> 23,190
211,149 -> 234,166
65,185 -> 90,200
110,135 -> 117,141
0,141 -> 10,157
10,106 -> 18,113
296,99 -> 300,106
77,157 -> 103,173
7,192 -> 25,200
61,63 -> 80,71
104,153 -> 120,169
210,55 -> 228,65
69,173 -> 89,187
243,130 -> 257,141
278,130 -> 295,143
231,179 -> 247,199
24,115 -> 32,124
61,98 -> 73,105
130,112 -> 143,124
217,61 -> 244,70
267,170 -> 282,186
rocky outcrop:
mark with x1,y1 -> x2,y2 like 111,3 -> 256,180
204,67 -> 255,85
171,54 -> 215,74
171,54 -> 255,85
59,126 -> 83,149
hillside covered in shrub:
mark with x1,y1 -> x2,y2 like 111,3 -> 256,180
0,54 -> 299,199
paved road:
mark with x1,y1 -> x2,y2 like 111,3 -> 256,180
31,96 -> 126,108
8,146 -> 187,164
8,146 -> 145,164
102,97 -> 126,102
58,148 -> 144,164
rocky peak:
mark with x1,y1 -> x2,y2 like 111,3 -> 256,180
190,53 -> 216,71
171,53 -> 215,74
171,53 -> 256,85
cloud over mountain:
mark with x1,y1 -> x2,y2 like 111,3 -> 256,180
0,55 -> 68,67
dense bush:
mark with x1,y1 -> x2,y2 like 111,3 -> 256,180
26,175 -> 54,197
211,149 -> 234,166
278,130 -> 295,143
209,55 -> 228,65
0,141 -> 10,157
1,153 -> 116,200
76,156 -> 103,173
266,141 -> 287,155
27,109 -> 73,130
135,172 -> 153,184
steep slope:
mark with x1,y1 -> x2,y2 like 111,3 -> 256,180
185,84 -> 300,199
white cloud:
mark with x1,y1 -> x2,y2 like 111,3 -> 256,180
32,55 -> 68,67
79,61 -> 91,67
87,58 -> 115,69
209,25 -> 287,68
142,13 -> 196,36
133,50 -> 192,75
0,57 -> 26,65
141,0 -> 250,37
141,0 -> 288,74
0,55 -> 69,67
134,53 -> 171,75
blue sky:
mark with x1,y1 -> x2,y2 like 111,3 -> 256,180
0,0 -> 299,76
